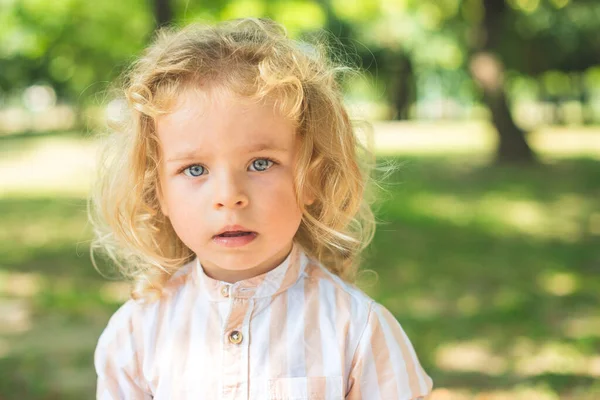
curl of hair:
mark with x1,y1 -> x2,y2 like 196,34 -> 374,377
89,18 -> 377,302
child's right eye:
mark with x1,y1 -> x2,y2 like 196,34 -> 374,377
183,165 -> 206,177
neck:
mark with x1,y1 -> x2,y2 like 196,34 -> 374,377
198,243 -> 294,283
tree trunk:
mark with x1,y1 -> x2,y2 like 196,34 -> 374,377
154,0 -> 173,30
484,83 -> 536,163
473,0 -> 536,164
391,51 -> 415,120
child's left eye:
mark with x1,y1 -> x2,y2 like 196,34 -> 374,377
249,158 -> 274,172
183,165 -> 206,177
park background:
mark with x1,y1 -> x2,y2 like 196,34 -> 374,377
1,0 -> 599,398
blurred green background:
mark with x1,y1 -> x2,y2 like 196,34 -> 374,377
1,0 -> 599,399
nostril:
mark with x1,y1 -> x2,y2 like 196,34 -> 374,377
214,195 -> 248,209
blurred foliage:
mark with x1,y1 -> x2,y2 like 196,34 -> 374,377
0,0 -> 153,103
1,0 -> 599,108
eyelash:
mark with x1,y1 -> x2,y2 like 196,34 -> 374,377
179,157 -> 278,177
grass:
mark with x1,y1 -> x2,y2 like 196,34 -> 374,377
0,132 -> 599,399
360,156 -> 600,399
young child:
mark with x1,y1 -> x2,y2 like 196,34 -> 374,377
91,17 -> 433,399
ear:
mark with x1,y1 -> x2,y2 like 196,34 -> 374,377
302,187 -> 315,206
300,167 -> 317,207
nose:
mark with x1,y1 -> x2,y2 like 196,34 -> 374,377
212,171 -> 249,210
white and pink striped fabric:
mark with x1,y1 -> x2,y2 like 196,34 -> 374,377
95,243 -> 433,399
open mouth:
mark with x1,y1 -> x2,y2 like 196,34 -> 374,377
215,231 -> 255,238
213,230 -> 257,247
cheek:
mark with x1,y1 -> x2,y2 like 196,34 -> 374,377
162,180 -> 205,222
161,182 -> 207,248
162,180 -> 188,207
254,170 -> 297,200
252,173 -> 302,220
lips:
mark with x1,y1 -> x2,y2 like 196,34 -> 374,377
213,225 -> 255,238
216,231 -> 254,237
212,225 -> 257,248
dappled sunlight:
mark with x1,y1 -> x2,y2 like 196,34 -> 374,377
99,281 -> 130,303
0,135 -> 96,197
0,105 -> 76,135
512,337 -> 600,378
430,384 -> 565,400
429,388 -> 472,400
562,314 -> 600,339
528,129 -> 600,159
372,121 -> 496,156
409,194 -> 473,226
0,298 -> 32,335
430,342 -> 600,400
0,271 -> 43,297
537,270 -> 578,296
435,340 -> 508,376
387,292 -> 481,320
406,191 -> 593,242
435,337 -> 600,384
0,197 -> 92,271
481,193 -> 588,242
0,216 -> 89,248
479,195 -> 547,235
0,315 -> 106,363
401,294 -> 445,319
372,122 -> 600,158
589,213 -> 600,235
455,293 -> 481,316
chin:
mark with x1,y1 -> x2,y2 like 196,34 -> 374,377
215,253 -> 261,269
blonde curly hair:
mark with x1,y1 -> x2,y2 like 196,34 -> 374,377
90,18 -> 376,301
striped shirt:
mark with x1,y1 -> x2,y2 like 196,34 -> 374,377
95,243 -> 433,399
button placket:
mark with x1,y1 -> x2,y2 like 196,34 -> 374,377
221,294 -> 252,399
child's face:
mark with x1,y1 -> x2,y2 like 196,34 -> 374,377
156,87 -> 309,282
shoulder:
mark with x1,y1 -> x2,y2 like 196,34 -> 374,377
300,259 -> 421,344
301,259 -> 376,327
96,297 -> 151,353
303,258 -> 374,304
97,259 -> 197,349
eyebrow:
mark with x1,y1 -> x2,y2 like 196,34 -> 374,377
166,142 -> 289,162
246,142 -> 289,154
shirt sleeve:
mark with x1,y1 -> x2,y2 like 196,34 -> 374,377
94,302 -> 153,400
346,301 -> 433,400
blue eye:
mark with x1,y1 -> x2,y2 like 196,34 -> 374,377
249,158 -> 274,172
183,165 -> 206,177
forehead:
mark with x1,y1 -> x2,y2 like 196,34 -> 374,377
155,87 -> 296,156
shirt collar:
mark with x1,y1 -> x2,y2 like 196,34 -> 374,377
192,242 -> 308,301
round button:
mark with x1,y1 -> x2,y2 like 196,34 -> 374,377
220,285 -> 229,297
228,330 -> 243,344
